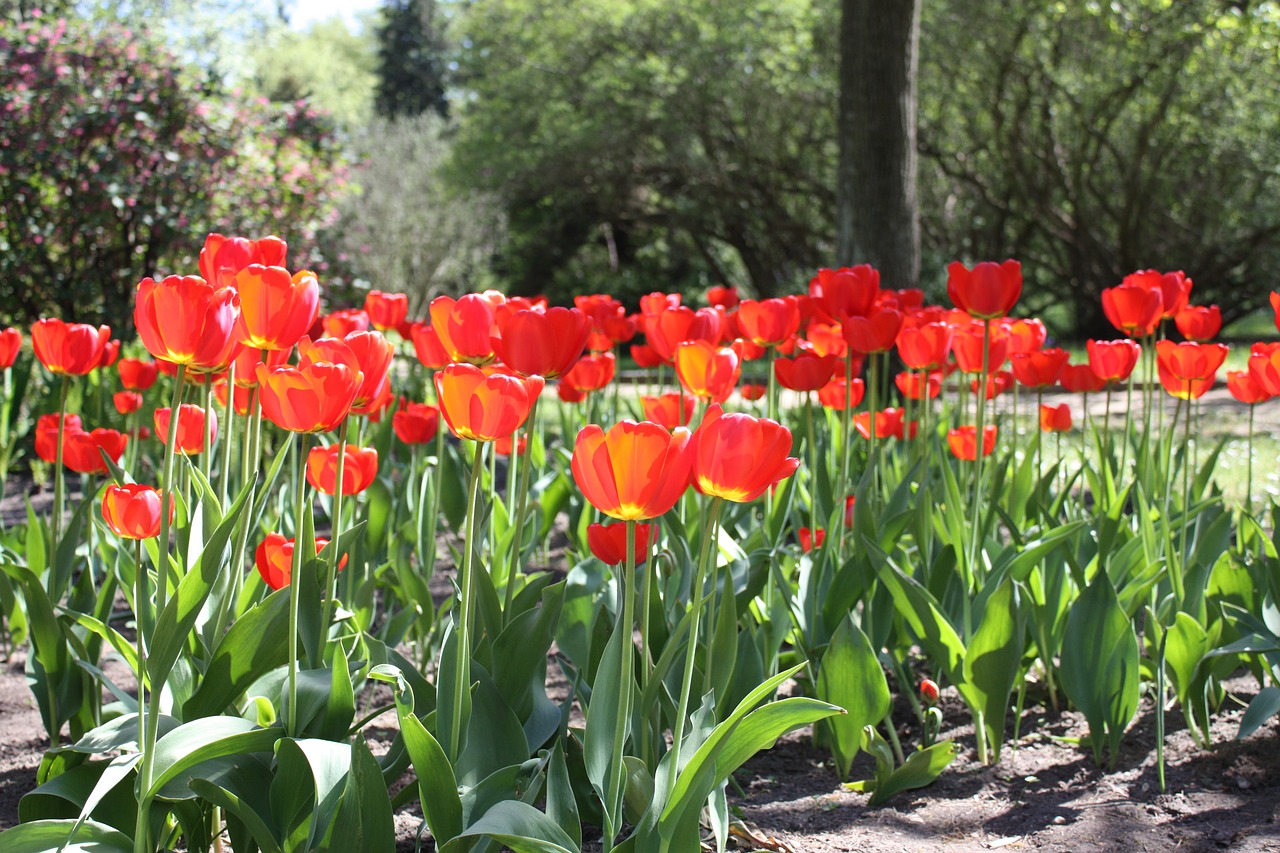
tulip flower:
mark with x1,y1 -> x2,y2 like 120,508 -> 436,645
430,293 -> 500,365
844,495 -> 856,528
1040,403 -> 1072,433
254,533 -> 343,591
435,363 -> 541,442
0,327 -> 20,369
630,344 -> 663,369
154,404 -> 216,455
638,292 -> 680,317
562,351 -> 616,394
946,260 -> 1021,319
1005,318 -> 1047,355
952,323 -> 1009,374
740,383 -> 767,401
330,331 -> 393,409
96,339 -> 121,370
947,425 -> 998,461
588,521 -> 653,565
571,420 -> 693,521
731,337 -> 766,362
806,323 -> 849,359
558,381 -> 587,404
408,322 -> 450,370
641,393 -> 694,429
1156,340 -> 1228,400
809,265 -> 880,322
113,391 -> 143,415
234,265 -> 320,351
644,306 -> 697,363
365,290 -> 409,332
774,352 -> 838,392
117,357 -> 159,391
35,414 -> 81,464
1010,348 -> 1069,389
492,306 -> 589,379
63,427 -> 127,474
31,319 -> 112,376
817,376 -> 866,410
325,308 -> 372,338
494,433 -> 528,456
920,678 -> 940,705
393,401 -> 440,445
306,444 -> 379,496
199,233 -> 286,288
737,298 -> 801,347
256,361 -> 361,434
134,275 -> 240,372
1060,363 -> 1107,394
854,408 -> 909,440
691,404 -> 799,503
799,527 -> 825,553
842,308 -> 903,355
971,370 -> 1015,400
101,484 -> 170,540
895,370 -> 942,400
1228,369 -> 1270,405
675,340 -> 740,402
896,321 -> 952,370
1086,339 -> 1142,384
213,380 -> 255,417
1101,284 -> 1162,338
706,285 -> 739,309
1124,268 -> 1191,319
1174,305 -> 1221,343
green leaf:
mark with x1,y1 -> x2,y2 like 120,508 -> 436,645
1164,611 -> 1209,709
863,737 -> 959,806
1237,686 -> 1280,740
183,589 -> 290,719
582,611 -> 625,831
814,614 -> 890,779
962,577 -> 1023,763
441,800 -> 579,853
188,755 -> 282,853
0,818 -> 134,852
147,717 -> 282,802
324,739 -> 395,853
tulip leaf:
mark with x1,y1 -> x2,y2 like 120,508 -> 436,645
1164,611 -> 1209,709
815,614 -> 890,779
147,717 -> 282,803
1237,686 -> 1280,740
440,800 -> 580,853
188,755 -> 282,853
962,576 -> 1023,763
582,614 -> 625,833
0,818 -> 134,853
183,589 -> 290,719
873,552 -> 967,684
324,738 -> 396,853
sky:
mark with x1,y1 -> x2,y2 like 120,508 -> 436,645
288,0 -> 381,32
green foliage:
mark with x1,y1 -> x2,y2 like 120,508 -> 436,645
374,0 -> 449,120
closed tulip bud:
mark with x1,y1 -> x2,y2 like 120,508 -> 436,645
587,521 -> 653,565
306,444 -> 378,496
154,404 -> 216,455
102,484 -> 171,540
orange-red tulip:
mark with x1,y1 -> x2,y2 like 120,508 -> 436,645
97,339 -> 121,370
774,352 -> 838,392
895,370 -> 942,400
854,408 -> 908,440
638,292 -> 680,317
641,393 -> 694,429
674,340 -> 740,402
1039,403 -> 1072,432
1010,348 -> 1069,389
809,265 -> 879,323
946,260 -> 1021,320
135,276 -> 240,372
896,322 -> 952,370
952,323 -> 1008,374
331,331 -> 393,409
365,290 -> 409,332
63,427 -> 127,474
630,344 -> 663,369
255,533 -> 343,591
214,380 -> 255,416
113,391 -> 143,415
1124,269 -> 1190,319
947,425 -> 998,460
1271,292 -> 1280,335
588,521 -> 653,565
256,361 -> 361,433
36,413 -> 80,464
1005,318 -> 1047,356
117,357 -> 158,391
571,420 -> 693,521
234,265 -> 320,351
199,233 -> 286,289
1060,363 -> 1107,394
324,308 -> 371,338
740,383 -> 766,401
306,444 -> 379,496
1174,305 -> 1221,343
31,319 -> 111,376
154,404 -> 216,455
1101,285 -> 1162,338
434,363 -> 540,442
393,401 -> 440,445
1227,369 -> 1271,405
1156,340 -> 1228,400
492,306 -> 589,379
0,327 -> 21,369
730,337 -> 766,362
102,484 -> 170,539
706,285 -> 739,309
562,351 -> 616,394
971,370 -> 1014,400
494,433 -> 528,456
817,376 -> 866,410
408,322 -> 450,370
1086,339 -> 1141,383
806,323 -> 849,359
430,294 -> 499,365
799,527 -> 825,553
737,298 -> 802,347
692,405 -> 799,502
843,308 -> 903,355
558,381 -> 587,404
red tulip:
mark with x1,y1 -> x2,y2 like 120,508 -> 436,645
947,425 -> 998,460
691,404 -> 799,502
1059,363 -> 1108,394
102,484 -> 170,540
843,308 -> 903,355
896,322 -> 952,370
558,381 -> 587,404
739,383 -> 767,401
920,678 -> 940,705
970,370 -> 1014,400
408,322 -> 450,370
214,380 -> 255,416
233,265 -> 320,352
946,260 -> 1021,319
97,339 -> 121,370
306,444 -> 379,495
737,298 -> 802,347
63,427 -> 127,474
588,521 -> 653,565
117,357 -> 159,391
1123,269 -> 1191,319
1005,318 -> 1046,356
135,275 -> 240,372
1156,340 -> 1228,400
31,319 -> 112,376
255,533 -> 343,591
854,408 -> 908,440
154,404 -> 216,455
774,352 -> 838,392
1039,403 -> 1072,433
809,265 -> 880,322
562,351 -> 616,394
1086,339 -> 1141,383
256,361 -> 361,433
36,413 -> 81,464
494,433 -> 528,456
1101,285 -> 1162,338
324,308 -> 371,338
113,391 -> 143,415
1174,305 -> 1221,343
952,323 -> 1008,374
493,306 -> 590,379
393,401 -> 440,445
331,331 -> 393,409
430,294 -> 500,365
806,323 -> 849,359
1271,292 -> 1280,335
572,421 -> 693,520
895,370 -> 942,400
199,233 -> 286,289
365,291 -> 409,332
1010,348 -> 1069,389
0,328 -> 21,369
630,344 -> 663,369
706,285 -> 739,310
435,364 -> 541,442
638,292 -> 680,317
844,495 -> 856,528
816,376 -> 866,410
798,527 -> 825,553
674,341 -> 740,402
1227,369 -> 1271,405
641,393 -> 694,429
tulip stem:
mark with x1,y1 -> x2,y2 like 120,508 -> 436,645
639,523 -> 657,767
1246,404 -> 1255,519
1175,382 -> 1192,607
806,395 -> 819,537
321,418 -> 349,665
218,363 -> 236,509
603,520 -> 638,851
668,497 -> 724,803
287,433 -> 311,736
448,442 -> 487,760
423,405 -> 445,584
965,319 -> 991,628
201,380 -> 214,486
504,396 -> 539,620
50,375 -> 70,585
837,350 -> 853,559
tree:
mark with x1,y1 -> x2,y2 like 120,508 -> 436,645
836,0 -> 921,290
253,15 -> 379,128
375,0 -> 449,120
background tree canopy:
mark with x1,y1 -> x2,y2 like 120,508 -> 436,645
4,0 -> 1280,337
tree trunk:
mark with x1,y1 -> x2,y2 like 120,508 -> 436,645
836,0 -> 921,291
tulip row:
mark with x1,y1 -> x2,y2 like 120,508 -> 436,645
0,236 -> 1275,853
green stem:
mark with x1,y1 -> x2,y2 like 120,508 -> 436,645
287,433 -> 312,736
201,379 -> 213,486
320,417 -> 349,664
1246,404 -> 1255,518
218,364 -> 236,509
1176,383 -> 1192,608
837,351 -> 853,559
504,396 -> 540,619
603,520 -> 638,852
50,375 -> 70,582
965,320 -> 992,627
806,395 -> 819,536
448,443 -> 487,760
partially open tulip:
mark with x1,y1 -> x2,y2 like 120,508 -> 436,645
1101,285 -> 1163,338
494,433 -> 528,456
775,352 -> 838,393
113,392 -> 143,415
896,370 -> 942,400
154,404 -> 216,455
257,361 -> 361,433
896,322 -> 953,370
117,357 -> 159,391
199,233 -> 286,288
1086,339 -> 1142,384
854,408 -> 909,440
952,323 -> 1009,374
0,328 -> 21,369
214,380 -> 255,416
675,340 -> 740,402
134,276 -> 240,372
393,401 -> 440,445
234,265 -> 320,351
430,294 -> 500,365
817,376 -> 866,410
102,484 -> 171,540
572,420 -> 693,520
809,265 -> 879,322
492,306 -> 589,379
946,260 -> 1021,319
1040,403 -> 1073,432
558,381 -> 587,404
1174,305 -> 1221,343
31,319 -> 111,376
1228,369 -> 1271,405
1010,348 -> 1070,389
737,298 -> 802,347
641,393 -> 694,429
1156,340 -> 1228,400
306,444 -> 379,496
1124,269 -> 1190,319
435,363 -> 541,442
947,425 -> 998,460
1005,318 -> 1047,356
843,308 -> 903,355
691,404 -> 799,502
325,308 -> 371,338
920,678 -> 940,705
706,285 -> 739,309
365,290 -> 409,332
255,533 -> 343,591
96,339 -> 121,370
330,331 -> 393,409
562,351 -> 616,394
630,344 -> 663,369
408,322 -> 450,370
740,383 -> 766,401
799,527 -> 825,553
588,521 -> 653,565
63,427 -> 127,474
36,414 -> 81,463
1060,363 -> 1107,394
